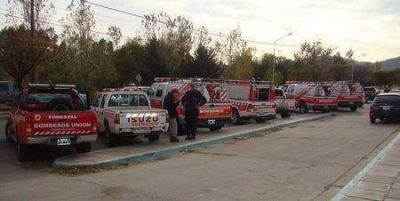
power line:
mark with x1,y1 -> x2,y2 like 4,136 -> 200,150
82,0 -> 299,48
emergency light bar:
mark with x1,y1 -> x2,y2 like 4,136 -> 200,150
28,83 -> 76,89
102,88 -> 140,92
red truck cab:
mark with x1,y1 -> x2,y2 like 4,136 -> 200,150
5,84 -> 97,161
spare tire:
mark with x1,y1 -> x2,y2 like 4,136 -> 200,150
47,98 -> 73,111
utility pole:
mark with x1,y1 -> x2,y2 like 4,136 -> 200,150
272,32 -> 293,83
30,0 -> 35,82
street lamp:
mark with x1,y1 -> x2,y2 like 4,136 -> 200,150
351,53 -> 366,81
272,32 -> 293,82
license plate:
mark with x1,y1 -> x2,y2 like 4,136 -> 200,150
208,119 -> 216,125
383,106 -> 391,111
57,138 -> 71,146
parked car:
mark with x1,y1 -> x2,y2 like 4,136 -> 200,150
5,84 -> 97,161
331,81 -> 363,111
283,82 -> 337,113
369,93 -> 400,123
364,87 -> 379,103
148,77 -> 232,132
92,88 -> 168,147
0,81 -> 18,104
274,88 -> 295,118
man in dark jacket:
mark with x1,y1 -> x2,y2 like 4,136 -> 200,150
163,88 -> 180,142
181,83 -> 207,140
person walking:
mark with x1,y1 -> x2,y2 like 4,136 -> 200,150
181,83 -> 206,140
163,88 -> 180,143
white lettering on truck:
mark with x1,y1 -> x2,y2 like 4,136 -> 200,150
34,123 -> 91,129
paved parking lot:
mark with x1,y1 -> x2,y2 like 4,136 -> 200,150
0,106 -> 399,201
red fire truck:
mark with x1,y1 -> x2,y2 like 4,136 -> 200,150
283,81 -> 338,113
203,79 -> 277,124
331,81 -> 364,111
5,84 -> 97,161
147,78 -> 232,131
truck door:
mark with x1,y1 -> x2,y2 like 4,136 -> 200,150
98,94 -> 107,129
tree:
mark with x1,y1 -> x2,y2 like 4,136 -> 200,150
0,25 -> 58,88
223,47 -> 254,79
6,0 -> 55,30
184,44 -> 222,78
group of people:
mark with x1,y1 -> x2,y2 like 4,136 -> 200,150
163,83 -> 207,142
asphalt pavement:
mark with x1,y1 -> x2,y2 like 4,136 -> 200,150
0,106 -> 399,201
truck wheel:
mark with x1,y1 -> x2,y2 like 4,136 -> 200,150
231,109 -> 241,125
299,102 -> 308,114
350,106 -> 357,111
104,123 -> 117,148
76,142 -> 91,153
281,112 -> 291,118
17,143 -> 30,162
255,118 -> 266,123
148,134 -> 160,142
5,122 -> 14,143
209,126 -> 222,131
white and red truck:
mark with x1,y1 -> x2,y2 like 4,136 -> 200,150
204,79 -> 277,124
283,81 -> 338,113
92,88 -> 168,147
148,77 -> 232,132
274,88 -> 296,118
5,84 -> 97,161
331,81 -> 364,111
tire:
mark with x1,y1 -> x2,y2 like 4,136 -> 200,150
47,98 -> 73,111
299,102 -> 308,114
5,121 -> 14,143
148,134 -> 160,142
231,109 -> 241,125
350,106 -> 357,112
255,118 -> 266,123
76,142 -> 91,153
17,143 -> 30,161
280,112 -> 291,118
370,117 -> 376,124
104,122 -> 117,147
209,126 -> 222,131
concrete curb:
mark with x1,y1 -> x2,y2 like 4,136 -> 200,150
53,113 -> 332,169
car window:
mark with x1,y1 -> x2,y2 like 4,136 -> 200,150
100,94 -> 107,108
108,94 -> 149,107
375,95 -> 400,103
148,84 -> 157,97
156,86 -> 163,97
0,83 -> 9,93
93,94 -> 102,107
25,93 -> 73,104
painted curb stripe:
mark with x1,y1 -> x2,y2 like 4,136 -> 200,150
53,113 -> 332,169
330,131 -> 400,201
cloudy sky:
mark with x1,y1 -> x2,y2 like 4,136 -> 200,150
1,0 -> 399,62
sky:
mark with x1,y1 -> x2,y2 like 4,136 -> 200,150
1,0 -> 399,62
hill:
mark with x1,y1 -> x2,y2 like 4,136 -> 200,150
379,57 -> 400,71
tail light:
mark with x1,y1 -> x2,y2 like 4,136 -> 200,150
370,104 -> 378,110
247,104 -> 255,112
114,114 -> 120,124
25,117 -> 32,137
91,122 -> 97,133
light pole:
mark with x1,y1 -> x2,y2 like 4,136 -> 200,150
351,53 -> 366,81
272,32 -> 293,83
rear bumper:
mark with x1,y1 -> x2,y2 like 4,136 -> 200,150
311,105 -> 337,111
338,101 -> 363,108
117,126 -> 168,135
197,118 -> 230,128
24,134 -> 97,145
370,111 -> 400,119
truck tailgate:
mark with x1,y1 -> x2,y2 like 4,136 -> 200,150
198,103 -> 232,119
30,111 -> 97,136
119,109 -> 167,129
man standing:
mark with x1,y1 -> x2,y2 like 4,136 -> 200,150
181,83 -> 207,140
163,88 -> 180,143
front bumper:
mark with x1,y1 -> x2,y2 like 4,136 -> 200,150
24,134 -> 97,145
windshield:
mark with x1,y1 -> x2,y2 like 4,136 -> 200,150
0,83 -> 9,93
374,95 -> 400,103
25,93 -> 73,104
108,94 -> 149,107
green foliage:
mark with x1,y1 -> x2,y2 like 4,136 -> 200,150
184,44 -> 222,78
223,47 -> 254,79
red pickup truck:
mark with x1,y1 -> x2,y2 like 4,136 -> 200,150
5,84 -> 97,161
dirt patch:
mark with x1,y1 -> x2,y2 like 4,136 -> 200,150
101,186 -> 130,199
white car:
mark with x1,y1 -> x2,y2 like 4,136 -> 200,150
92,88 -> 169,147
